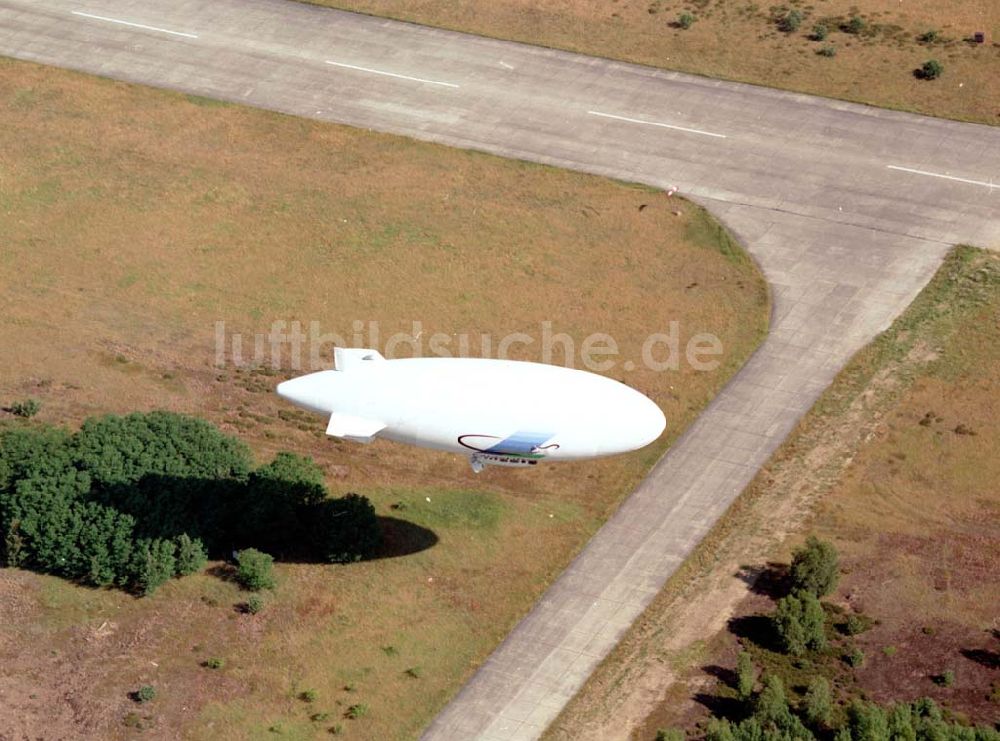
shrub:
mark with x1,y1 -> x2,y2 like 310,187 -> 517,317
918,29 -> 939,43
346,703 -> 368,719
174,533 -> 207,576
310,712 -> 330,722
300,689 -> 318,703
846,648 -> 866,668
935,670 -> 955,687
811,23 -> 829,41
920,60 -> 943,80
803,677 -> 832,726
656,730 -> 685,741
844,16 -> 866,34
245,594 -> 265,614
844,613 -> 871,636
134,685 -> 156,703
677,13 -> 695,29
790,536 -> 839,597
203,657 -> 224,669
9,399 -> 41,418
736,651 -> 755,700
405,666 -> 422,679
778,9 -> 803,33
235,548 -> 275,591
329,724 -> 343,735
883,645 -> 897,657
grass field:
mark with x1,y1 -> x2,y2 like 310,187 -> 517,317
547,246 -> 1000,739
305,0 -> 1000,125
0,59 -> 767,739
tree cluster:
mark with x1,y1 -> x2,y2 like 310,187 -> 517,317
0,412 -> 381,595
768,536 -> 840,655
706,673 -> 999,741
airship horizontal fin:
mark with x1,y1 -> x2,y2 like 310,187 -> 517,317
325,413 -> 386,443
334,347 -> 385,372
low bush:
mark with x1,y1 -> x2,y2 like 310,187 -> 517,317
203,657 -> 224,669
235,548 -> 275,591
817,45 -> 837,57
920,59 -> 944,80
134,685 -> 156,703
346,703 -> 368,719
300,689 -> 318,703
811,23 -> 829,41
935,670 -> 955,687
846,648 -> 866,668
245,594 -> 265,614
9,399 -> 41,418
656,729 -> 684,741
778,10 -> 803,33
844,16 -> 866,34
677,13 -> 695,29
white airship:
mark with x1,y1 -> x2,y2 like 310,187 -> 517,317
276,348 -> 666,472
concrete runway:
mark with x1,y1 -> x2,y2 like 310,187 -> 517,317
1,1 -> 997,738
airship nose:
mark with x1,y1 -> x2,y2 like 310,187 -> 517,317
636,398 -> 667,448
276,372 -> 333,414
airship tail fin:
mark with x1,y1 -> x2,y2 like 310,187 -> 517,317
334,347 -> 385,372
326,412 -> 386,443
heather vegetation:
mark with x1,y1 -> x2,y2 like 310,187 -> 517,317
684,537 -> 1000,741
0,412 -> 381,595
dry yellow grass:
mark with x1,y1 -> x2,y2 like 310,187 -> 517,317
0,59 -> 767,739
305,0 -> 1000,124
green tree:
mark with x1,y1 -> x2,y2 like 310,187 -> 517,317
705,718 -> 736,741
235,548 -> 275,591
129,538 -> 177,595
774,594 -> 808,655
174,533 -> 207,576
847,701 -> 889,741
314,493 -> 381,563
74,411 -> 253,487
886,703 -> 916,741
0,425 -> 77,492
801,592 -> 827,650
736,650 -> 756,700
803,677 -> 832,726
790,536 -> 839,597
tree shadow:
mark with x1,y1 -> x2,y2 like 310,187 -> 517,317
735,562 -> 789,598
960,648 -> 1000,670
703,663 -> 737,689
694,692 -> 745,720
729,614 -> 781,652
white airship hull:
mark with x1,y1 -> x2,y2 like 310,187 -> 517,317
276,349 -> 666,471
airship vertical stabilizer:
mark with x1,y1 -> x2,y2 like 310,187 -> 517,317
334,347 -> 385,371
